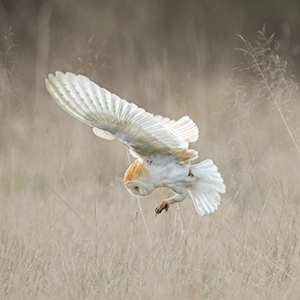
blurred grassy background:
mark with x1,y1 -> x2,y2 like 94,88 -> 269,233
0,0 -> 300,299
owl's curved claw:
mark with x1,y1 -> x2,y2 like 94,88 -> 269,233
155,201 -> 169,215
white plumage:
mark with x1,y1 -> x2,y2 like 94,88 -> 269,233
45,71 -> 225,216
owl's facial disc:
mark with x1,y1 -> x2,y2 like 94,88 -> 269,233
125,181 -> 150,197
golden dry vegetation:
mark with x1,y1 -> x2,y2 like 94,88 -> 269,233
1,2 -> 300,299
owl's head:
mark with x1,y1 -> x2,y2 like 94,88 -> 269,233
124,159 -> 154,197
125,181 -> 152,196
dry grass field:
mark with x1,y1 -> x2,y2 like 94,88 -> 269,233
1,2 -> 300,299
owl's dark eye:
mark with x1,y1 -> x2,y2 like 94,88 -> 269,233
188,170 -> 194,177
134,186 -> 139,191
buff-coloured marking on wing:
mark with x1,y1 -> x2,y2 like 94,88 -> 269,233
124,160 -> 149,183
177,149 -> 198,161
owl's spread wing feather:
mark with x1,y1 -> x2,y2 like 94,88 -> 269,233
155,115 -> 199,145
45,71 -> 199,160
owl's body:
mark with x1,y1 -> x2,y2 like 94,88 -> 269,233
125,156 -> 191,194
124,156 -> 224,215
45,72 -> 225,216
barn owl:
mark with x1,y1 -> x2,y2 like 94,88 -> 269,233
45,72 -> 225,216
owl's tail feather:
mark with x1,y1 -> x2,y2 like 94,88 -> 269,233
187,159 -> 225,216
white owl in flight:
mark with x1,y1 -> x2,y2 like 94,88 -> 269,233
45,72 -> 225,216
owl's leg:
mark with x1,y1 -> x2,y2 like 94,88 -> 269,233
155,186 -> 188,215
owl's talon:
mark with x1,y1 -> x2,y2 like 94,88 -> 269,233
155,201 -> 169,215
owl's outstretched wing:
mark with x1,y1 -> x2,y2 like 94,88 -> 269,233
45,72 -> 199,161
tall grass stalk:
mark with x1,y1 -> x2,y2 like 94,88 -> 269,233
238,31 -> 300,156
